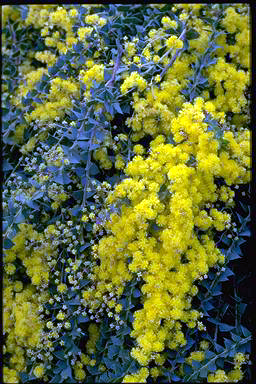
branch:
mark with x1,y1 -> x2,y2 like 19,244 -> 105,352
186,336 -> 251,381
82,125 -> 96,207
106,39 -> 123,87
3,206 -> 23,240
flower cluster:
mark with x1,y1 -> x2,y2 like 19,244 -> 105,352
207,353 -> 249,382
28,77 -> 79,122
120,72 -> 147,95
166,35 -> 184,50
207,58 -> 250,114
125,54 -> 194,141
26,5 -> 78,54
84,97 -> 250,367
122,367 -> 149,383
4,278 -> 48,380
4,223 -> 58,286
80,64 -> 104,98
220,6 -> 250,69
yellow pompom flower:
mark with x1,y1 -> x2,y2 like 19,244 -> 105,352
77,27 -> 93,41
161,16 -> 178,29
64,321 -> 71,329
121,72 -> 147,94
227,368 -> 243,382
115,304 -> 122,313
115,154 -> 126,170
166,35 -> 184,50
13,281 -> 23,292
69,8 -> 78,17
234,352 -> 246,365
80,353 -> 90,365
56,312 -> 65,320
133,144 -> 145,155
74,368 -> 86,381
33,364 -> 44,378
155,74 -> 161,83
82,214 -> 89,222
199,340 -> 209,350
5,263 -> 16,275
89,359 -> 96,366
57,284 -> 67,293
208,369 -> 228,382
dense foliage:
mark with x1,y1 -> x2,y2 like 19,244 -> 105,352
2,4 -> 251,383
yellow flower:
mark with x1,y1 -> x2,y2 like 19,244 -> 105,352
89,359 -> 96,366
13,281 -> 23,292
155,74 -> 161,83
115,304 -> 122,313
56,312 -> 65,320
57,283 -> 67,293
3,367 -> 19,383
208,369 -> 228,382
234,352 -> 246,365
45,37 -> 56,47
133,144 -> 145,155
227,368 -> 243,382
125,42 -> 136,57
33,364 -> 44,378
69,9 -> 78,17
5,263 -> 16,275
121,72 -> 147,94
161,16 -> 178,29
80,353 -> 90,365
82,214 -> 89,222
51,201 -> 59,210
74,368 -> 86,381
179,12 -> 189,21
115,154 -> 126,170
166,35 -> 184,50
46,321 -> 53,329
187,351 -> 205,365
150,367 -> 160,378
64,321 -> 71,329
77,27 -> 93,41
199,340 -> 209,350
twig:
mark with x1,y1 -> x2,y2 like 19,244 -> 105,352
3,206 -> 23,240
82,125 -> 96,207
106,39 -> 123,87
5,156 -> 23,183
127,134 -> 132,162
214,321 -> 218,342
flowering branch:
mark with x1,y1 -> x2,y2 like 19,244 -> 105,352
159,26 -> 187,80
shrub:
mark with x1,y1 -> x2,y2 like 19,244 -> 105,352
3,4 -> 251,383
